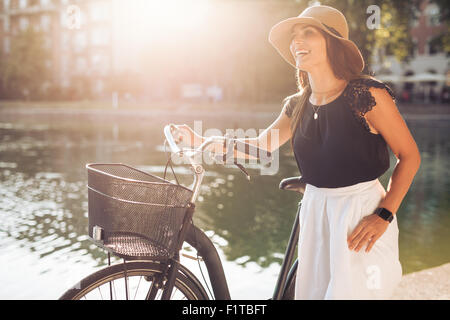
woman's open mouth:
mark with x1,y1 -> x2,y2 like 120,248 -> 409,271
295,50 -> 311,57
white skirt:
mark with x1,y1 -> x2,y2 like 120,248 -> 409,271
295,178 -> 403,300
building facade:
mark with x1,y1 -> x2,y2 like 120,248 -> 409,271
0,0 -> 113,98
371,0 -> 449,103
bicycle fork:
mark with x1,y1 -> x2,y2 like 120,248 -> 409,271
160,202 -> 196,300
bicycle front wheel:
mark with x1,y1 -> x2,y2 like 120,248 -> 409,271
59,260 -> 208,300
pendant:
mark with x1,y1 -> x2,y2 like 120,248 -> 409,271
314,112 -> 318,120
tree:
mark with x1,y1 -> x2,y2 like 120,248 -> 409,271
1,27 -> 50,100
313,0 -> 421,72
431,0 -> 450,54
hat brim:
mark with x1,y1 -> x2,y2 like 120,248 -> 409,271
268,16 -> 364,72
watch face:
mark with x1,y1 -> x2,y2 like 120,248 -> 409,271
376,208 -> 393,222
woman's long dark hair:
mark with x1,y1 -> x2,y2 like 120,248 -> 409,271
284,26 -> 375,150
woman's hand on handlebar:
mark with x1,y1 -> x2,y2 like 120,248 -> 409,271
171,124 -> 205,149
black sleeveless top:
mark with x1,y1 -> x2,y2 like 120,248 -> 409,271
284,78 -> 395,188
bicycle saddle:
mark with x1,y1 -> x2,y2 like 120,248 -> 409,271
279,176 -> 307,194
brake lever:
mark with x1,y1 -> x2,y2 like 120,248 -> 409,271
210,152 -> 251,181
233,161 -> 251,181
223,135 -> 251,181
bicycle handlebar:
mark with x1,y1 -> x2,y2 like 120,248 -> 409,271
164,124 -> 183,155
164,123 -> 272,163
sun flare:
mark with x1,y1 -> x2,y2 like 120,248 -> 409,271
115,0 -> 211,39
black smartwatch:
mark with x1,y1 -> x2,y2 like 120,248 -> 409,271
374,207 -> 394,223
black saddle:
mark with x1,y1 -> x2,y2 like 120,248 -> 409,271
279,176 -> 306,194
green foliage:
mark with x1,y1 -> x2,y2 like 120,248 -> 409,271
431,0 -> 450,53
317,0 -> 422,68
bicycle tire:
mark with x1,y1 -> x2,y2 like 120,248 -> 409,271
59,260 -> 209,300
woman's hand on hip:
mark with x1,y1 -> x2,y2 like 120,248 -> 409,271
347,213 -> 389,253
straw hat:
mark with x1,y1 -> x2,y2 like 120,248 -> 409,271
268,5 -> 365,72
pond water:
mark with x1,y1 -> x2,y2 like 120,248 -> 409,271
0,113 -> 448,299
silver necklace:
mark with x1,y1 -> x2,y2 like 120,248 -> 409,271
310,83 -> 347,120
311,104 -> 320,120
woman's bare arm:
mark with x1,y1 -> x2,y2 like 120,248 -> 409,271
365,87 -> 421,215
347,86 -> 421,253
217,103 -> 294,160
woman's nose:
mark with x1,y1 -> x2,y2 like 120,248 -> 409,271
291,38 -> 304,48
291,37 -> 304,45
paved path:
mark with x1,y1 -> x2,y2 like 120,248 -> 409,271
391,262 -> 450,300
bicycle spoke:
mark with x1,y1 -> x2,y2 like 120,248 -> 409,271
97,286 -> 103,300
112,279 -> 117,300
171,287 -> 181,300
61,261 -> 205,300
133,276 -> 143,300
156,287 -> 163,300
109,280 -> 113,300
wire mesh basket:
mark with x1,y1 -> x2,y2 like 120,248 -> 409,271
86,163 -> 193,260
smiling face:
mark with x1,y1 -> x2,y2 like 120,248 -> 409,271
289,24 -> 328,72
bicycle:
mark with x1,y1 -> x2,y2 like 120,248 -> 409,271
59,124 -> 306,300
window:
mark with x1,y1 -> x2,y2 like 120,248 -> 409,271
40,14 -> 51,31
94,79 -> 104,94
89,1 -> 109,22
3,0 -> 10,11
19,0 -> 27,9
61,55 -> 68,74
91,53 -> 102,66
425,3 -> 441,26
91,53 -> 109,75
91,27 -> 109,46
410,38 -> 418,57
43,35 -> 51,49
61,31 -> 69,50
410,6 -> 420,27
76,56 -> 87,72
3,36 -> 10,53
74,31 -> 86,52
19,16 -> 29,30
428,35 -> 443,55
3,15 -> 9,32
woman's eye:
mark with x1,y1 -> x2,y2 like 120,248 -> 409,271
291,29 -> 313,42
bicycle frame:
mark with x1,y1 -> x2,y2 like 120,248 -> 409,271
160,202 -> 300,300
158,124 -> 301,300
184,203 -> 301,300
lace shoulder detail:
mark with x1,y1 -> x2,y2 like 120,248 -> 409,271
284,95 -> 299,118
343,77 -> 396,132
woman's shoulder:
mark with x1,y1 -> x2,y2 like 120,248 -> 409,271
282,92 -> 302,118
346,76 -> 396,99
344,75 -> 396,115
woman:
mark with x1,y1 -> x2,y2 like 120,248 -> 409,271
174,5 -> 420,299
